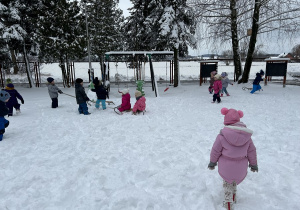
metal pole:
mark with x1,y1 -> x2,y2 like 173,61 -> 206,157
85,2 -> 93,82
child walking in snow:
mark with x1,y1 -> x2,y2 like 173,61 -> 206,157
91,77 -> 109,110
114,89 -> 131,115
75,78 -> 91,115
132,90 -> 146,115
208,71 -> 217,94
208,108 -> 258,210
47,77 -> 63,108
250,70 -> 264,94
5,83 -> 24,116
0,90 -> 10,141
212,74 -> 222,103
221,72 -> 233,97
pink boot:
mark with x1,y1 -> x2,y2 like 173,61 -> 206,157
227,93 -> 230,96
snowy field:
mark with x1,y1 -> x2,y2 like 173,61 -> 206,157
0,79 -> 299,209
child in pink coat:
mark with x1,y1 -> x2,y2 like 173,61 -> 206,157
132,90 -> 146,115
212,74 -> 222,103
114,89 -> 131,115
208,108 -> 258,210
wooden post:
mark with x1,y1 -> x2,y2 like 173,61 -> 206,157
0,64 -> 4,88
200,63 -> 203,86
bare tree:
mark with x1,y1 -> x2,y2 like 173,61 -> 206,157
292,44 -> 300,59
189,0 -> 300,82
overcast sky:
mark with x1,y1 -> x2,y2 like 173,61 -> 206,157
118,0 -> 132,18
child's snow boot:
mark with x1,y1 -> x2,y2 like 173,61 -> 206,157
227,94 -> 230,96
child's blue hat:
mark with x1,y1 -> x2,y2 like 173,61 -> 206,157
259,70 -> 264,75
0,90 -> 10,102
47,77 -> 54,83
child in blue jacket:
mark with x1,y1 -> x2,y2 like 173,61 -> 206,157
0,90 -> 10,141
250,70 -> 264,94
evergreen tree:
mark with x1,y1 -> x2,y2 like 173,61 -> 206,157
85,0 -> 124,57
36,0 -> 86,86
0,0 -> 41,86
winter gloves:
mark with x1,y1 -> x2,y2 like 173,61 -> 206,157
208,162 -> 217,170
58,90 -> 63,94
208,162 -> 258,172
21,99 -> 24,104
249,165 -> 258,172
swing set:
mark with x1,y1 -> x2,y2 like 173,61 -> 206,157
104,51 -> 174,97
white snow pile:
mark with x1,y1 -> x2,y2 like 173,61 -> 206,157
0,81 -> 299,210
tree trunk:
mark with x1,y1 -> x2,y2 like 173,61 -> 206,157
100,55 -> 104,81
238,0 -> 261,84
10,49 -> 19,74
174,47 -> 179,87
23,43 -> 33,88
230,0 -> 242,81
60,58 -> 68,88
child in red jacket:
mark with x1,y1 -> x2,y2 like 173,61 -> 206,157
212,74 -> 222,103
114,89 -> 131,115
132,90 -> 146,115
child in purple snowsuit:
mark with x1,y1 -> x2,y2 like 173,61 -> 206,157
208,108 -> 258,210
4,83 -> 24,116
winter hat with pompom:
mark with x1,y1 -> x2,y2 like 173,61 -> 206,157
221,107 -> 244,125
135,90 -> 142,97
214,74 -> 222,80
120,89 -> 129,94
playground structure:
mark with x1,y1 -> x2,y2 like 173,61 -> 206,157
199,60 -> 219,86
265,58 -> 290,87
104,51 -> 174,97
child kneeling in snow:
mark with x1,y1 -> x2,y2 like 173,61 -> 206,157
208,108 -> 258,210
132,90 -> 146,115
0,90 -> 10,141
114,89 -> 131,115
5,83 -> 24,116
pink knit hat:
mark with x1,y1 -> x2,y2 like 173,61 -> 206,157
221,108 -> 244,125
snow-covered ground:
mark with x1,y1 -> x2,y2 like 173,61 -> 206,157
0,79 -> 299,209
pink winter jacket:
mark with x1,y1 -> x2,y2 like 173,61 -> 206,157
132,96 -> 146,113
118,93 -> 131,112
210,122 -> 257,184
213,80 -> 222,94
